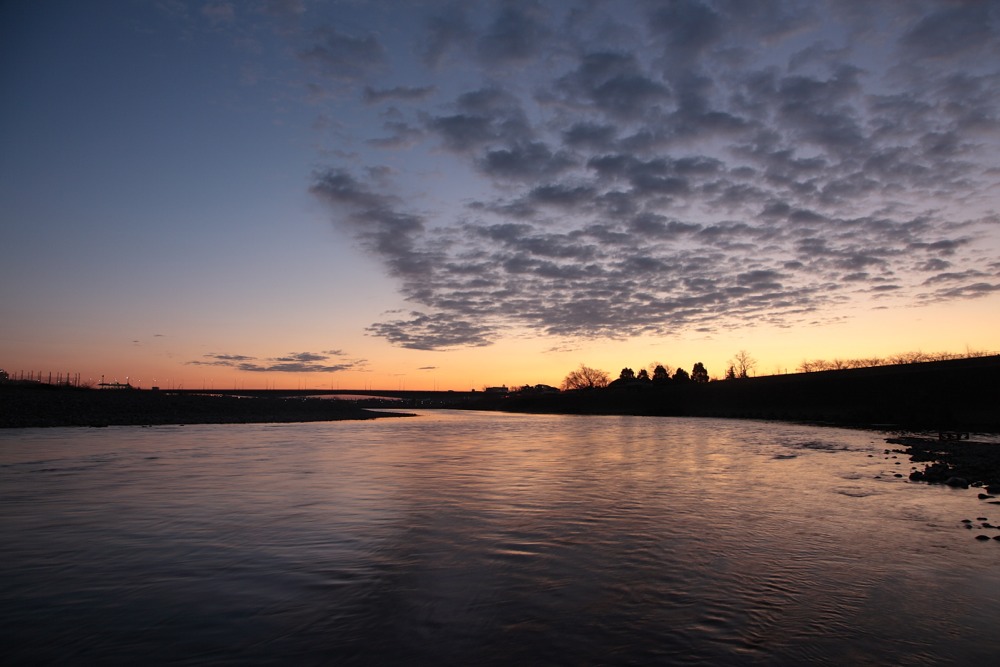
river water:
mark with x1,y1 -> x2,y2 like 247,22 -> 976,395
2,411 -> 998,665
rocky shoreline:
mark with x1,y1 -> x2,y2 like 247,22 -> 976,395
886,434 -> 1000,543
887,435 -> 1000,491
0,385 -> 411,428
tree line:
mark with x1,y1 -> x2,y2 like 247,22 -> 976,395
557,347 -> 995,391
796,348 -> 995,373
560,357 -> 730,391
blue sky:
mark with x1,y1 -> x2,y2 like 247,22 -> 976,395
2,0 -> 999,389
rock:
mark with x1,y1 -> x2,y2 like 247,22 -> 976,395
977,517 -> 988,521
975,535 -> 991,541
961,519 -> 973,523
978,493 -> 995,500
909,471 -> 924,481
894,473 -> 903,478
945,477 -> 969,488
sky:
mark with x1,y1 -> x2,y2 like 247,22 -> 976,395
2,0 -> 999,391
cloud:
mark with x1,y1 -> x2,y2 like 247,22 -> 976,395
189,350 -> 364,373
427,87 -> 532,152
300,27 -> 386,82
647,0 -> 722,65
478,141 -> 574,180
550,51 -> 672,119
367,120 -> 424,149
303,0 -> 1000,350
476,2 -> 550,65
366,312 -> 494,350
420,5 -> 472,67
899,3 -> 998,61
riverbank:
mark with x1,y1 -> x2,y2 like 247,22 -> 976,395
887,435 -> 1000,492
0,385 -> 411,427
488,355 -> 1000,432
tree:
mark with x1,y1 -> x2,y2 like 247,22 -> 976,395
636,368 -> 650,382
561,364 -> 610,390
691,362 -> 709,383
730,350 -> 756,378
672,367 -> 690,382
651,364 -> 670,383
618,367 -> 635,381
724,365 -> 736,380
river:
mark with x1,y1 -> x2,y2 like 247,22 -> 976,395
2,411 -> 998,665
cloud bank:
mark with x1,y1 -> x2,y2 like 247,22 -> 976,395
299,0 -> 1000,350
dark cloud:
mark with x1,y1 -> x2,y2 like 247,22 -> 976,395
300,27 -> 386,82
427,87 -> 533,152
478,141 -> 574,180
189,350 -> 362,373
899,3 -> 997,61
420,5 -> 472,67
367,113 -> 424,149
477,2 -> 550,65
367,312 -> 494,350
306,0 -> 1000,350
310,168 -> 438,279
647,0 -> 723,65
562,122 -> 618,149
551,51 -> 671,119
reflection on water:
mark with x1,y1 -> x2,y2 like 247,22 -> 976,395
2,412 -> 998,665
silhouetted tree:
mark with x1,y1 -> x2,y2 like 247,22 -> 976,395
672,367 -> 690,382
561,364 -> 610,390
652,364 -> 670,383
619,367 -> 635,381
691,362 -> 709,383
724,365 -> 736,380
636,368 -> 650,382
730,350 -> 756,378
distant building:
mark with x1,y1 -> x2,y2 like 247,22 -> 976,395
98,381 -> 133,390
484,385 -> 509,394
516,384 -> 559,394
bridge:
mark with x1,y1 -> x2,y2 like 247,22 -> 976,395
164,387 -> 497,408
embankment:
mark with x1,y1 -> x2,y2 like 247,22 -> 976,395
491,355 -> 1000,431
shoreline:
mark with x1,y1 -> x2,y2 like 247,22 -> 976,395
0,385 -> 411,428
4,385 -> 997,491
887,435 -> 1000,492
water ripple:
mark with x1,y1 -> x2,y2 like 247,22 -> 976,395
1,413 -> 998,665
